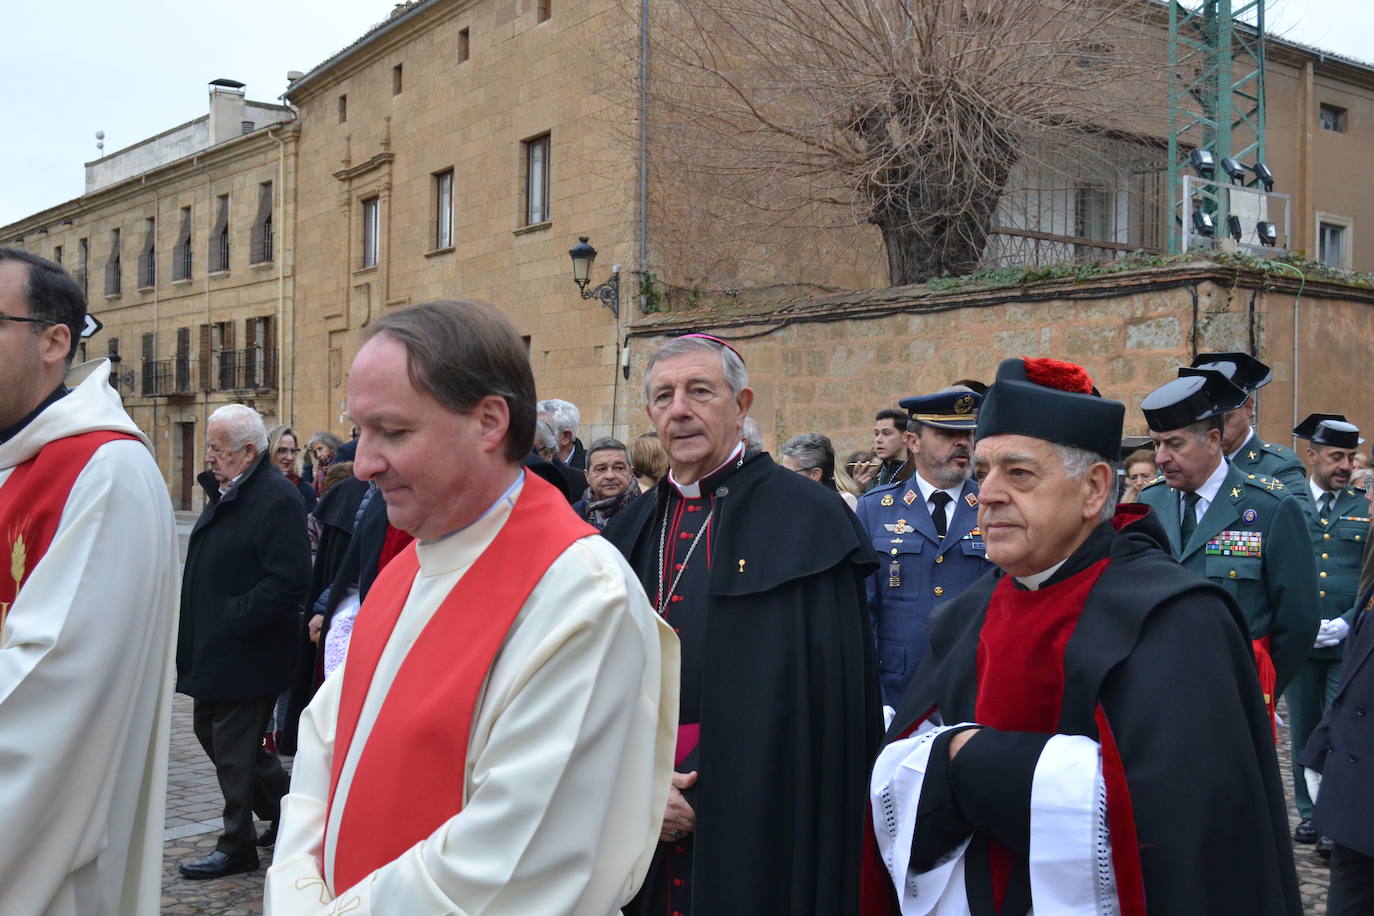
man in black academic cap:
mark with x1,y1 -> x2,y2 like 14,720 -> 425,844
1287,414 -> 1366,853
1182,352 -> 1308,496
1137,369 -> 1320,711
863,357 -> 1299,915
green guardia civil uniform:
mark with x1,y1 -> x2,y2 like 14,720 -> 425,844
1139,463 -> 1321,701
1230,431 -> 1309,502
1286,483 -> 1368,819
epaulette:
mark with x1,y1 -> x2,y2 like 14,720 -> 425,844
1261,440 -> 1296,457
1241,473 -> 1287,497
858,479 -> 903,505
1140,475 -> 1168,491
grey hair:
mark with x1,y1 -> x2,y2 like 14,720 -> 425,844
307,431 -> 343,452
781,433 -> 829,470
209,404 -> 268,453
781,432 -> 837,488
586,436 -> 630,464
537,398 -> 580,436
742,417 -> 763,452
533,418 -> 558,451
1187,415 -> 1226,442
1050,442 -> 1117,521
642,335 -> 749,402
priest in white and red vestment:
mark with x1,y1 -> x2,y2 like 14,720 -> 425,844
0,248 -> 179,916
862,357 -> 1301,916
266,301 -> 678,916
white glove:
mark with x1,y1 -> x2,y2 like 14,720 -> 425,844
1314,618 -> 1351,649
1304,767 -> 1322,804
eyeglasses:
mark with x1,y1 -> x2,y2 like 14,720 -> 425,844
0,314 -> 58,328
276,447 -> 302,456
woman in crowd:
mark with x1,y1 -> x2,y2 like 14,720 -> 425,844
781,432 -> 856,510
267,425 -> 317,512
630,432 -> 668,493
1121,447 -> 1159,502
306,431 -> 343,496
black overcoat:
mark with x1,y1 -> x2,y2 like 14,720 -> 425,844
177,453 -> 312,701
604,452 -> 883,915
1301,582 -> 1374,857
881,508 -> 1301,915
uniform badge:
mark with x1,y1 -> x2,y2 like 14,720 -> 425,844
885,520 -> 915,534
1242,508 -> 1258,524
1230,487 -> 1242,499
1205,529 -> 1262,557
1341,514 -> 1372,524
902,489 -> 917,506
954,395 -> 976,415
880,494 -> 894,507
1248,450 -> 1259,460
964,493 -> 978,507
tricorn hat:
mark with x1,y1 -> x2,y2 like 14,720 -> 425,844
1141,369 -> 1248,432
1180,352 -> 1272,393
1294,413 -> 1364,449
975,358 -> 1123,459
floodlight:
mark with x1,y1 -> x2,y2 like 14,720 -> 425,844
1257,221 -> 1278,247
1190,149 -> 1215,179
1220,157 -> 1247,184
1227,215 -> 1243,242
1192,211 -> 1215,237
1250,161 -> 1275,191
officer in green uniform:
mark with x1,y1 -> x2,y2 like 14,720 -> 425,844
1287,413 -> 1367,852
1138,370 -> 1320,706
1181,352 -> 1308,498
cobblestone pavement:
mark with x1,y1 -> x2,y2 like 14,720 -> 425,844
158,509 -> 1334,912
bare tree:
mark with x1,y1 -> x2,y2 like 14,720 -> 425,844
627,0 -> 1164,287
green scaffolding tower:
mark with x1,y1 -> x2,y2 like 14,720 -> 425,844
1167,0 -> 1268,252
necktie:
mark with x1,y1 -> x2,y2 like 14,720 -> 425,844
1320,491 -> 1334,523
1180,490 -> 1200,545
930,491 -> 953,539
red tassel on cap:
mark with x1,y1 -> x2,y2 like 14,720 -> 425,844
1022,357 -> 1094,394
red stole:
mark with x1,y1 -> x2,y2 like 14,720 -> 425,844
326,473 -> 595,891
0,431 -> 135,631
974,561 -> 1147,915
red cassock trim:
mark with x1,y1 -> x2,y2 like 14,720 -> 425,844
1094,706 -> 1146,916
0,431 -> 136,619
1251,636 -> 1277,743
325,474 -> 596,891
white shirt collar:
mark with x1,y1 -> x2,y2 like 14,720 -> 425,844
1226,427 -> 1257,462
669,442 -> 744,499
912,472 -> 962,506
1015,558 -> 1069,591
1189,457 -> 1230,517
1310,477 -> 1336,505
424,469 -> 526,545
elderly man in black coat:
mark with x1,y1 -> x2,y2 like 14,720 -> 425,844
177,403 -> 311,880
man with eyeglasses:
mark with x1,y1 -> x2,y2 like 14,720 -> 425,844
0,247 -> 179,914
178,402 -> 311,879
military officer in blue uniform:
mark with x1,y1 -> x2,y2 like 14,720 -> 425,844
855,386 -> 994,705
1182,352 -> 1308,498
1139,370 -> 1320,713
1287,414 -> 1367,852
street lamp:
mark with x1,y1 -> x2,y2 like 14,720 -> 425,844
568,236 -> 620,318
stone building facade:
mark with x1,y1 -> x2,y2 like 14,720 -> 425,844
0,84 -> 297,509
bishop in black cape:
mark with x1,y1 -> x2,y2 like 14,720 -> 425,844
605,449 -> 883,915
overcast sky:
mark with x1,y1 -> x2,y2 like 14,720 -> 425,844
1,0 -> 1370,227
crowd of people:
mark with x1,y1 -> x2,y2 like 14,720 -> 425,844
5,240 -> 1374,915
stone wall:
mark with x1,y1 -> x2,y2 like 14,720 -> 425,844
620,263 -> 1374,463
